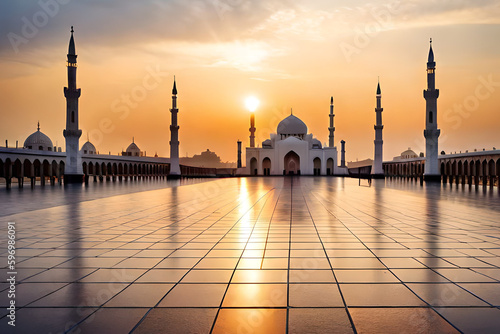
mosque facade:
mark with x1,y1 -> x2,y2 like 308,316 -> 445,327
245,112 -> 344,176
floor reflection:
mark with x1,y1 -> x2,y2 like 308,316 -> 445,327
0,177 -> 499,333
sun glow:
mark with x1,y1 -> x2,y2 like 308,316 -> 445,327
245,96 -> 260,112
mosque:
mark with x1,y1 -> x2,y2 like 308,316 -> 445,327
245,112 -> 344,176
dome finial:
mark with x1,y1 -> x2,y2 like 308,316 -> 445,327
68,26 -> 76,57
132,136 -> 134,143
427,38 -> 435,65
291,108 -> 293,115
37,121 -> 40,131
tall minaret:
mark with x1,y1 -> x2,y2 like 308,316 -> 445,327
328,96 -> 335,147
423,39 -> 441,181
249,113 -> 255,148
340,140 -> 346,168
237,140 -> 242,168
63,26 -> 83,183
372,80 -> 384,178
169,77 -> 181,178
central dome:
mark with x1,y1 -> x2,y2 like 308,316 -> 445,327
277,114 -> 307,135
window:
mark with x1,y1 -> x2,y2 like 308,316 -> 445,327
429,111 -> 433,124
71,111 -> 75,123
39,146 -> 43,150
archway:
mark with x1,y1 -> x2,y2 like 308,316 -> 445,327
284,151 -> 300,175
327,158 -> 334,176
250,158 -> 258,175
262,158 -> 271,176
313,157 -> 321,175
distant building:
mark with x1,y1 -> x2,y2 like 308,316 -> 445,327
393,148 -> 419,161
180,149 -> 235,168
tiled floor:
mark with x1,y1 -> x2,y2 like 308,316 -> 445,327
1,177 -> 500,333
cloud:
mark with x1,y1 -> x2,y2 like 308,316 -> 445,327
0,0 -> 294,57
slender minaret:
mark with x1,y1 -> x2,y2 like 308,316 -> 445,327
340,140 -> 346,168
372,80 -> 384,178
329,97 -> 335,147
423,39 -> 441,181
249,113 -> 256,148
63,26 -> 83,183
169,77 -> 181,178
237,140 -> 242,168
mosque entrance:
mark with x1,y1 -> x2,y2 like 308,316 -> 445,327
284,151 -> 300,175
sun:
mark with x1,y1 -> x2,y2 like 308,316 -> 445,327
244,96 -> 260,112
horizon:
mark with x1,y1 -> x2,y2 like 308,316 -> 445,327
1,1 -> 500,163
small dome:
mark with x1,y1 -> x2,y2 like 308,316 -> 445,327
312,138 -> 322,149
262,139 -> 272,148
401,148 -> 418,159
81,141 -> 96,154
126,142 -> 140,153
24,123 -> 53,151
277,114 -> 307,135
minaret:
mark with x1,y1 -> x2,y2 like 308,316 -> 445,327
63,26 -> 83,183
249,113 -> 255,148
340,140 -> 346,168
169,77 -> 181,178
237,140 -> 242,168
328,97 -> 335,147
423,39 -> 441,181
372,80 -> 384,178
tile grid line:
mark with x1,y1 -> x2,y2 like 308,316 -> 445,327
207,187 -> 277,334
298,179 -> 358,334
306,184 -> 465,334
63,183 -> 260,333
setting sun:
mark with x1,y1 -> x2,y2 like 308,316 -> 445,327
244,96 -> 260,112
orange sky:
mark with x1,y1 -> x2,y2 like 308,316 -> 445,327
1,1 -> 500,163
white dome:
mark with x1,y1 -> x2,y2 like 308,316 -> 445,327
262,139 -> 272,148
277,114 -> 307,135
401,148 -> 418,159
81,141 -> 96,154
312,138 -> 322,149
126,142 -> 140,153
24,124 -> 53,151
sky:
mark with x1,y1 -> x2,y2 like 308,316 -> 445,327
0,0 -> 499,163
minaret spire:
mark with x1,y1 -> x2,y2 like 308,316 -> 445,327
423,38 -> 441,181
372,79 -> 384,178
63,26 -> 83,183
169,77 -> 181,178
328,96 -> 335,148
